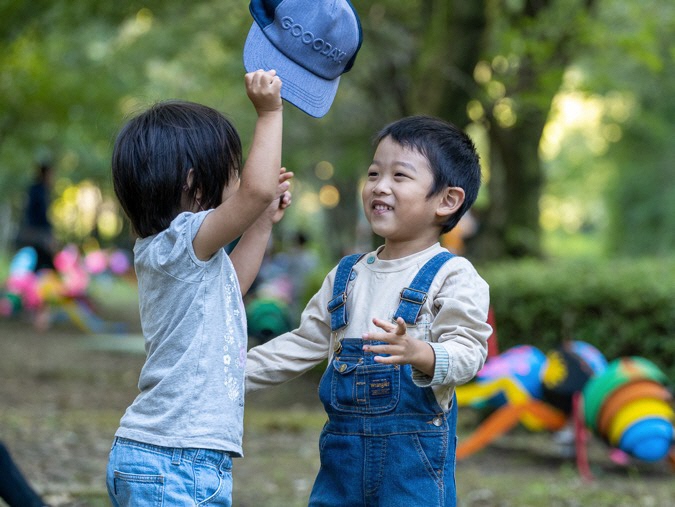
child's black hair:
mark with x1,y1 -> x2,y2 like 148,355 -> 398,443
112,100 -> 242,238
374,116 -> 481,234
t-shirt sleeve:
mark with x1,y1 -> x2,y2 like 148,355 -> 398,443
153,211 -> 221,280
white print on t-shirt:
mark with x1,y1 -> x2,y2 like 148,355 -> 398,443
222,273 -> 244,405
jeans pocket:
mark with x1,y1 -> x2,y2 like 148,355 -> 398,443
194,458 -> 233,506
112,470 -> 164,506
410,432 -> 448,484
330,361 -> 401,414
318,429 -> 333,455
194,462 -> 220,505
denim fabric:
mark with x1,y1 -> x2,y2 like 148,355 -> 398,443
310,339 -> 458,506
393,252 -> 454,325
106,438 -> 233,506
312,252 -> 459,506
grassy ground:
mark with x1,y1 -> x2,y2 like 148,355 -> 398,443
0,279 -> 673,506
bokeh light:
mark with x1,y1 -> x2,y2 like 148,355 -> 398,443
314,161 -> 334,180
318,185 -> 340,209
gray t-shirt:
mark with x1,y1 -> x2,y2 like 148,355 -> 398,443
115,211 -> 247,456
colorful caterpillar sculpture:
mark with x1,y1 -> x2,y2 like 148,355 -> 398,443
456,341 -> 674,476
583,356 -> 673,462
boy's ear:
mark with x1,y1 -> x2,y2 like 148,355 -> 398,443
436,187 -> 465,218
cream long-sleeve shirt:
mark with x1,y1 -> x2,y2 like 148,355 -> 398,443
246,243 -> 491,411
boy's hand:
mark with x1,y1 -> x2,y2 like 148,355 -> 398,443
261,167 -> 293,225
362,317 -> 435,376
269,190 -> 292,224
245,69 -> 283,114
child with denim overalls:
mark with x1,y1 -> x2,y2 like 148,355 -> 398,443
246,116 -> 492,506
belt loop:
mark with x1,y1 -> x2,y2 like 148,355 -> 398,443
171,448 -> 182,465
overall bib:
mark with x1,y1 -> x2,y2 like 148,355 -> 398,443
309,253 -> 458,507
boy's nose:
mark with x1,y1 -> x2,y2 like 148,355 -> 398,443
372,178 -> 391,194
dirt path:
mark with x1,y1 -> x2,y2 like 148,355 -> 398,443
1,317 -> 673,506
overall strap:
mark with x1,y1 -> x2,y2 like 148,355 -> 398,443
327,253 -> 365,331
394,251 -> 455,325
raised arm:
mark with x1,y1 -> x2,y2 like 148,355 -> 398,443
193,70 -> 284,260
230,167 -> 293,295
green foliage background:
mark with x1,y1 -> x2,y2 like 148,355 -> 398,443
1,1 -> 674,366
482,257 -> 675,382
1,0 -> 674,259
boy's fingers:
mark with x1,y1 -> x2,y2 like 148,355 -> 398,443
363,318 -> 407,347
362,331 -> 393,344
279,191 -> 292,208
372,317 -> 406,335
394,317 -> 407,335
371,317 -> 395,332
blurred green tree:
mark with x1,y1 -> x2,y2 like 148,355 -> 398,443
0,0 -> 672,260
590,2 -> 675,256
342,0 -> 602,260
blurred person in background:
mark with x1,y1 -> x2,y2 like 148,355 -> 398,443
15,162 -> 57,271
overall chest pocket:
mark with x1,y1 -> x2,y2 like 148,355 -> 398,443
329,356 -> 401,414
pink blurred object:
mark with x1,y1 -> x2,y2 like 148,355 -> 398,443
108,250 -> 131,275
54,245 -> 89,298
609,448 -> 631,466
6,272 -> 42,310
0,297 -> 16,316
84,250 -> 108,275
54,245 -> 80,273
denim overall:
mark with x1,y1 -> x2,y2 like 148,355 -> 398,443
308,252 -> 459,507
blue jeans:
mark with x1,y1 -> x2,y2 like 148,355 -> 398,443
309,339 -> 458,507
106,438 -> 233,506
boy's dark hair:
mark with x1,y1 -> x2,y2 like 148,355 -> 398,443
374,115 -> 481,234
112,100 -> 242,238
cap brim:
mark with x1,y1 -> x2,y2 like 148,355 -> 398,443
243,23 -> 340,118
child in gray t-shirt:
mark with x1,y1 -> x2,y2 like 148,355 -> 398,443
106,70 -> 292,506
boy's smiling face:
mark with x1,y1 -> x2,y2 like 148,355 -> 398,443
362,136 -> 462,258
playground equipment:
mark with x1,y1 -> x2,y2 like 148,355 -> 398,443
246,297 -> 293,345
456,339 -> 674,479
1,246 -> 130,333
583,357 -> 673,462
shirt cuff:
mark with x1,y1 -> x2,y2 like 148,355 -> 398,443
412,342 -> 450,387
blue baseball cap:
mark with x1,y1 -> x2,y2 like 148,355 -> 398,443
244,0 -> 363,118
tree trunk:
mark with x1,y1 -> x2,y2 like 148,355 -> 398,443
468,112 -> 547,259
411,0 -> 486,125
